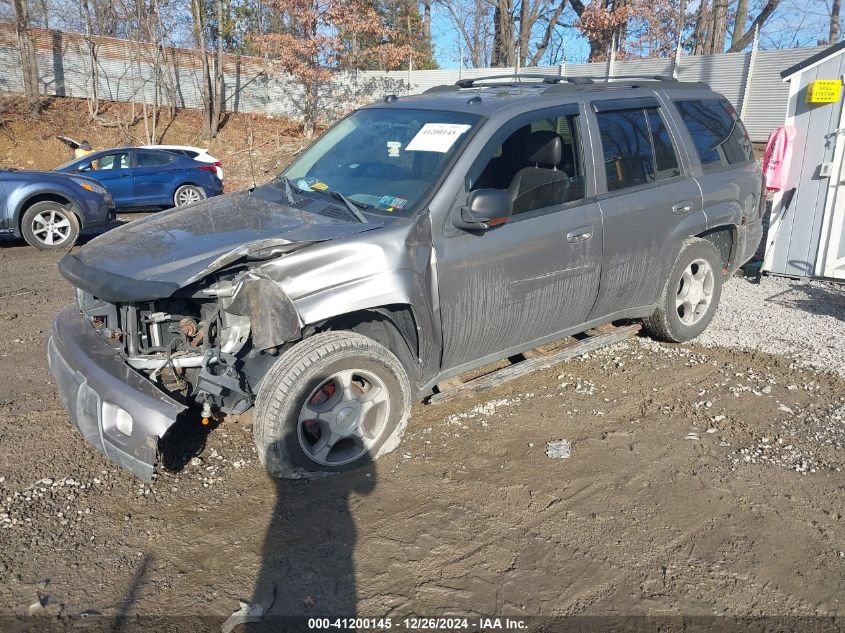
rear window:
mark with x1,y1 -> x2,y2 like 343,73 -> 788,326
674,98 -> 753,172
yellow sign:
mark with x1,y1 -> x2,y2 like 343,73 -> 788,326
806,79 -> 842,104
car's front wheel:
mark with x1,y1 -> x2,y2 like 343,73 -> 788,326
253,331 -> 411,479
173,184 -> 206,207
642,238 -> 724,342
21,201 -> 80,251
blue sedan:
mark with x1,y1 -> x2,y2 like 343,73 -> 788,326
56,148 -> 223,210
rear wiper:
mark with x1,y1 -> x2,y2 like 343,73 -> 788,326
330,190 -> 368,223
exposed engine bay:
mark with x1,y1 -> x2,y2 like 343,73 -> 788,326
75,274 -> 263,419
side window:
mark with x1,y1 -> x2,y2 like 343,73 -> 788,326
92,153 -> 128,170
596,109 -> 655,191
647,109 -> 681,180
674,98 -> 753,172
136,151 -> 176,168
472,110 -> 586,216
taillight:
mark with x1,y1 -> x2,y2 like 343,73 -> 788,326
198,165 -> 216,172
213,161 -> 222,168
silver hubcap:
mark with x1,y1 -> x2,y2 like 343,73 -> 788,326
297,369 -> 391,466
176,187 -> 203,206
676,257 -> 714,326
31,209 -> 71,245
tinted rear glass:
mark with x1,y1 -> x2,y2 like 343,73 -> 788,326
137,151 -> 176,167
674,99 -> 753,171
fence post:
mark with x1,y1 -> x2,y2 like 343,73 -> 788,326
740,24 -> 760,120
607,32 -> 617,79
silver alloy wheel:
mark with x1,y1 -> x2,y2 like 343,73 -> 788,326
30,208 -> 72,246
297,369 -> 391,466
675,257 -> 715,326
175,186 -> 204,206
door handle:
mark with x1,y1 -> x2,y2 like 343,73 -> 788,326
672,200 -> 693,215
566,228 -> 593,243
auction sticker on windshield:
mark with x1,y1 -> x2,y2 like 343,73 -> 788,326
406,123 -> 471,153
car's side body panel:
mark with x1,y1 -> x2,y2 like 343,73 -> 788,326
581,90 -> 708,317
0,170 -> 112,236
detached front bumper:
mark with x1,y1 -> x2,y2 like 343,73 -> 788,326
46,307 -> 186,480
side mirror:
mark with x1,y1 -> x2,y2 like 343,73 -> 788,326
453,188 -> 512,231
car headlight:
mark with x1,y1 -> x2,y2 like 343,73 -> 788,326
72,177 -> 108,196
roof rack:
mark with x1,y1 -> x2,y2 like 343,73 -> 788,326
453,73 -> 595,89
567,74 -> 678,82
422,73 -> 691,95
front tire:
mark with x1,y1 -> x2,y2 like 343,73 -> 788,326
20,201 -> 80,250
173,184 -> 206,207
253,331 -> 411,479
642,238 -> 723,342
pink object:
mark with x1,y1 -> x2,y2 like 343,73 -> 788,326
763,126 -> 796,191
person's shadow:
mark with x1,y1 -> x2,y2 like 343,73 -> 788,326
246,442 -> 376,632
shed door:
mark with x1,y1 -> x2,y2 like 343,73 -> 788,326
818,134 -> 845,279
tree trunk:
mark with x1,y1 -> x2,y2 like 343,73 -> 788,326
709,0 -> 728,54
191,0 -> 215,140
529,0 -> 567,66
692,0 -> 709,54
728,0 -> 779,52
830,0 -> 842,44
212,0 -> 224,134
491,0 -> 514,67
12,0 -> 40,116
422,0 -> 431,39
731,0 -> 747,48
81,0 -> 100,119
518,0 -> 529,66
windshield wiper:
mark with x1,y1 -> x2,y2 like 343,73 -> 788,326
330,190 -> 368,224
277,175 -> 299,205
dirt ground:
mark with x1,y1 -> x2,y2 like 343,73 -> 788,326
1,218 -> 844,630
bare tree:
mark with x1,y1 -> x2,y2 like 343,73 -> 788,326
80,0 -> 101,118
191,0 -> 219,139
728,0 -> 780,51
12,0 -> 41,115
211,0 -> 225,133
436,0 -> 495,67
830,0 -> 842,43
491,0 -> 514,66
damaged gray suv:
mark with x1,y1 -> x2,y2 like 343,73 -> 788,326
47,74 -> 764,480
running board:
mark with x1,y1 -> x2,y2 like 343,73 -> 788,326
427,323 -> 641,405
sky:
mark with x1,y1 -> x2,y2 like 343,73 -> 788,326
427,0 -> 838,70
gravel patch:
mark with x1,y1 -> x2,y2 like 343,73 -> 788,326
695,275 -> 845,376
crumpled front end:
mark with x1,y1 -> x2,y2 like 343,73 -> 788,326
47,307 -> 186,480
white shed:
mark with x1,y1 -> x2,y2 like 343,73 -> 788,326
763,42 -> 845,281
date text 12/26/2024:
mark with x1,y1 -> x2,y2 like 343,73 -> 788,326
307,617 -> 528,630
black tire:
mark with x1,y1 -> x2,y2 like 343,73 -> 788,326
253,331 -> 411,479
642,238 -> 724,343
20,201 -> 80,251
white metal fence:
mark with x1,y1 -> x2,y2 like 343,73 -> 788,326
0,23 -> 824,142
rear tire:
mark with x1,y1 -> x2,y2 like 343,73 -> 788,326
20,201 -> 80,251
253,331 -> 411,479
642,238 -> 723,342
173,184 -> 205,207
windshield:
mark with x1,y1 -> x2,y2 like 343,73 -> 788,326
283,108 -> 481,216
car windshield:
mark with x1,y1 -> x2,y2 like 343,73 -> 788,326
283,108 -> 481,216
